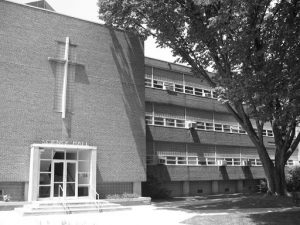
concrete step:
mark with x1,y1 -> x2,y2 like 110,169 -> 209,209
16,200 -> 131,216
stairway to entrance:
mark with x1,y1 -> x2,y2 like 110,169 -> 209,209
15,199 -> 131,216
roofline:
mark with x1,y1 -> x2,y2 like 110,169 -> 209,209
145,56 -> 191,69
3,0 -> 125,32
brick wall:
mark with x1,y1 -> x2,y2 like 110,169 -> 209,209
0,1 -> 146,183
147,165 -> 266,181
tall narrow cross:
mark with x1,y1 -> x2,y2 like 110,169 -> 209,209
61,37 -> 70,119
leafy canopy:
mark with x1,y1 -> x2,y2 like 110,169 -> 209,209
99,0 -> 300,161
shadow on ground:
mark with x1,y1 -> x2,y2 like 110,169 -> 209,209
181,210 -> 300,225
152,193 -> 298,212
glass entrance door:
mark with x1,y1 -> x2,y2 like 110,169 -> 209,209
52,160 -> 77,198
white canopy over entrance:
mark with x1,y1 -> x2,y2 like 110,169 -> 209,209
28,143 -> 97,202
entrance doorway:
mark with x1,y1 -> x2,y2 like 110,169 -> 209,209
28,143 -> 97,202
53,160 -> 77,198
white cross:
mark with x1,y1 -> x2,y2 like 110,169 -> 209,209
61,37 -> 70,119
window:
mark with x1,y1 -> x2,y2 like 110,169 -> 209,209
166,156 -> 176,165
198,158 -> 207,165
196,122 -> 205,130
165,118 -> 175,127
204,90 -> 212,98
231,125 -> 239,133
267,130 -> 273,137
212,91 -> 218,99
188,157 -> 198,165
233,158 -> 241,166
164,82 -> 174,91
153,80 -> 163,89
223,125 -> 231,133
205,122 -> 214,131
262,130 -> 267,136
184,86 -> 194,94
145,115 -> 153,125
177,157 -> 187,165
154,117 -> 164,126
175,84 -> 184,93
145,78 -> 152,87
239,127 -> 246,134
194,88 -> 203,96
176,119 -> 185,128
214,124 -> 223,132
225,158 -> 233,166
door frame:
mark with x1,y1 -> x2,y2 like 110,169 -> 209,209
28,143 -> 97,202
51,159 -> 78,199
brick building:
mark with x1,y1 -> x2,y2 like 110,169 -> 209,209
144,57 -> 299,196
0,1 -> 145,201
0,1 -> 299,201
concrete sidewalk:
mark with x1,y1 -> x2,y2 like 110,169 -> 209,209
0,205 -> 198,225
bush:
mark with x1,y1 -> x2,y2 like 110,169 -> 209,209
142,175 -> 171,199
286,166 -> 300,192
105,192 -> 140,199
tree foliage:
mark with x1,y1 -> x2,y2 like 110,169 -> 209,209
99,0 -> 300,195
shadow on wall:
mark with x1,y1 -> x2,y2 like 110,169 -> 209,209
49,58 -> 89,139
108,28 -> 146,176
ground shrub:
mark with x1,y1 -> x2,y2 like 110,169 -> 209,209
286,166 -> 300,192
105,193 -> 140,199
142,174 -> 171,199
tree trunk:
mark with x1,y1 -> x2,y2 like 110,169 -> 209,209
274,163 -> 288,196
261,152 -> 288,196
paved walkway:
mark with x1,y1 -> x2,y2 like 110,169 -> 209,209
1,204 -> 300,225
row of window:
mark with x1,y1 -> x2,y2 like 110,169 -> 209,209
145,76 -> 218,99
145,115 -> 274,137
146,155 -> 295,167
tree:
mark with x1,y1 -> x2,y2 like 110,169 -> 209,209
98,0 -> 300,195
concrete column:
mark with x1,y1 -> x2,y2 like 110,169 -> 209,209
182,181 -> 190,196
89,149 -> 97,199
24,182 -> 29,201
237,180 -> 244,193
212,180 -> 219,194
133,182 -> 141,196
28,146 -> 40,202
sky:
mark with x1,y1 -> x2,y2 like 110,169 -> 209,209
9,0 -> 178,63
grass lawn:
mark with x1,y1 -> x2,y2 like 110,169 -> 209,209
183,211 -> 300,225
153,193 -> 300,225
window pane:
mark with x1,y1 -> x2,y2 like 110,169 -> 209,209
153,80 -> 163,89
194,88 -> 203,96
79,161 -> 90,172
54,162 -> 64,182
78,173 -> 90,184
164,82 -> 174,91
79,151 -> 90,161
40,160 -> 51,172
39,186 -> 50,198
197,122 -> 205,130
204,90 -> 212,97
223,125 -> 231,132
145,115 -> 153,125
66,152 -> 77,160
166,118 -> 175,127
53,151 -> 64,159
40,149 -> 52,159
175,84 -> 184,92
154,117 -> 164,126
231,126 -> 239,133
78,186 -> 89,197
176,119 -> 185,128
39,173 -> 51,185
215,124 -> 223,131
145,78 -> 152,87
206,123 -> 214,131
184,86 -> 194,94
